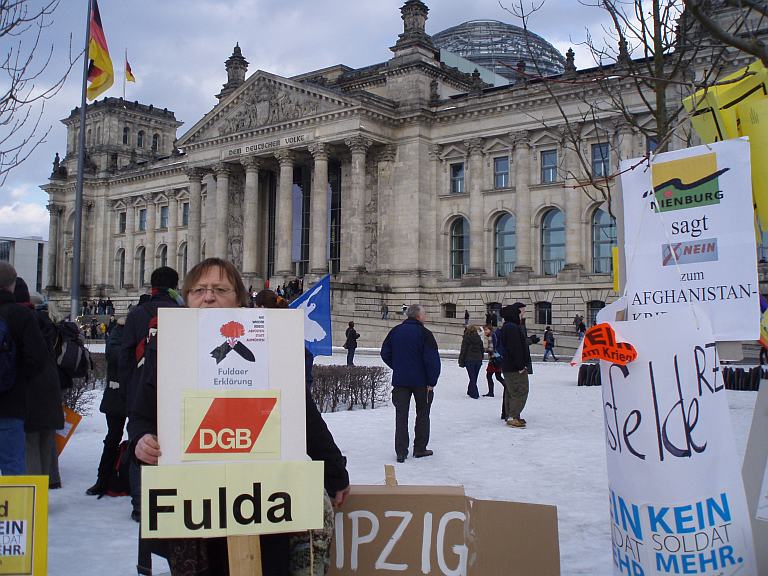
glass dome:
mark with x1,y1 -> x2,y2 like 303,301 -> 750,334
432,20 -> 565,83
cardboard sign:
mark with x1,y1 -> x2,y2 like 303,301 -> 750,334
596,308 -> 757,575
54,406 -> 82,456
741,379 -> 768,574
141,461 -> 323,539
582,323 -> 637,365
620,139 -> 759,341
328,485 -> 560,576
0,476 -> 48,575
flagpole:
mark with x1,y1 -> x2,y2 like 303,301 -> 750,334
71,0 -> 93,319
123,48 -> 126,99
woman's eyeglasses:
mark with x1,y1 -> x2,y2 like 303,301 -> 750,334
188,287 -> 234,297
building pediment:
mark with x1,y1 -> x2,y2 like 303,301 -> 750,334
178,72 -> 358,147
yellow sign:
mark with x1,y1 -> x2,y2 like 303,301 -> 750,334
182,390 -> 281,461
0,477 -> 48,576
141,461 -> 324,539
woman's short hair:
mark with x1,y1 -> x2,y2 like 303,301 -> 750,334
253,289 -> 288,309
181,258 -> 249,307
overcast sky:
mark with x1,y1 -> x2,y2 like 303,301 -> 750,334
0,0 -> 612,240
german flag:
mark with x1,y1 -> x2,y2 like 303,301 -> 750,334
125,57 -> 135,83
86,0 -> 113,100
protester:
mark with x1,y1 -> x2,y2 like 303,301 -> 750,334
381,304 -> 440,463
458,324 -> 483,399
381,302 -> 389,320
463,309 -> 470,326
577,320 -> 587,340
482,325 -> 505,398
344,321 -> 360,366
573,313 -> 583,333
86,316 -> 127,496
14,278 -> 64,478
0,262 -> 48,475
498,303 -> 532,428
120,266 -> 183,522
543,326 -> 558,362
130,260 -> 349,575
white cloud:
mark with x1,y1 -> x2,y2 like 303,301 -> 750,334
0,202 -> 50,239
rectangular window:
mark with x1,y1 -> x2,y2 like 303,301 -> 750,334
0,241 -> 12,262
541,150 -> 557,183
118,211 -> 126,234
160,205 -> 169,229
494,156 -> 509,189
592,143 -> 610,178
138,208 -> 147,232
450,162 -> 465,194
182,202 -> 189,226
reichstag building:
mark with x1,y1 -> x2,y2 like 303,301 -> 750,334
43,0 -> 750,329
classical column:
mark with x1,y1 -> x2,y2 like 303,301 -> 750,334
308,142 -> 329,276
564,143 -> 583,270
513,132 -> 533,272
144,193 -> 157,278
274,149 -> 295,278
46,203 -> 60,290
241,156 -> 261,281
124,201 -> 136,289
187,169 -> 203,268
214,163 -> 231,258
82,201 -> 93,288
344,135 -> 371,272
377,145 -> 397,273
168,190 -> 179,273
426,144 -> 441,274
465,137 -> 486,275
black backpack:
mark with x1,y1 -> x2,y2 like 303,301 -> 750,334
55,321 -> 92,379
0,309 -> 17,393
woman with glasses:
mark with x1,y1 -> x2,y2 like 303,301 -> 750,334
129,258 -> 349,576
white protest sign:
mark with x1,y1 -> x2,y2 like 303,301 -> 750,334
597,308 -> 756,576
156,308 -> 308,466
620,138 -> 759,341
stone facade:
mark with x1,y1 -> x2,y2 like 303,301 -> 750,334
42,1 -> 759,332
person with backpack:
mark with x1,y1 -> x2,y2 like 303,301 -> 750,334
119,265 -> 183,521
0,262 -> 49,476
86,316 -> 128,497
543,326 -> 558,362
14,278 -> 64,479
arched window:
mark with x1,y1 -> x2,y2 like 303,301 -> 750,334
587,300 -> 606,326
137,130 -> 145,148
117,249 -> 125,288
159,245 -> 168,268
179,242 -> 188,277
494,213 -> 516,277
123,126 -> 130,145
449,217 -> 469,279
592,208 -> 616,274
541,209 -> 565,276
96,125 -> 101,144
137,247 -> 146,287
86,129 -> 92,146
152,133 -> 160,152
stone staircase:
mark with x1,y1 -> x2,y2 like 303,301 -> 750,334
331,311 -> 582,360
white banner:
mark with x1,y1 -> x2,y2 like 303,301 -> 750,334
597,307 -> 756,576
620,138 -> 759,341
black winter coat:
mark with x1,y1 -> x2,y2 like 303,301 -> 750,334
24,306 -> 64,432
458,330 -> 484,367
344,327 -> 359,350
499,320 -> 533,374
0,292 -> 48,420
100,322 -> 126,416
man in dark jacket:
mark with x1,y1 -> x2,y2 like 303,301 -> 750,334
120,266 -> 182,520
381,304 -> 441,463
498,302 -> 532,428
0,263 -> 49,475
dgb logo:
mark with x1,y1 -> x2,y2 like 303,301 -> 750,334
182,393 -> 281,460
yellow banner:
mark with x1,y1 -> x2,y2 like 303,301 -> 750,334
181,390 -> 281,462
0,477 -> 48,575
738,98 -> 768,230
141,461 -> 324,539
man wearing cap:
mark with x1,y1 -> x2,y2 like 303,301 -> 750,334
498,302 -> 532,428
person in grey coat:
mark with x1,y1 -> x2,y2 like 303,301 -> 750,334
458,325 -> 484,399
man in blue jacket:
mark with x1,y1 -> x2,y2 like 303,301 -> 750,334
380,304 -> 441,463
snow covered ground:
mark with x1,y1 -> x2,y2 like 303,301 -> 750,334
48,354 -> 758,576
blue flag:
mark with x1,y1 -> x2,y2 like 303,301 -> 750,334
289,274 -> 332,356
